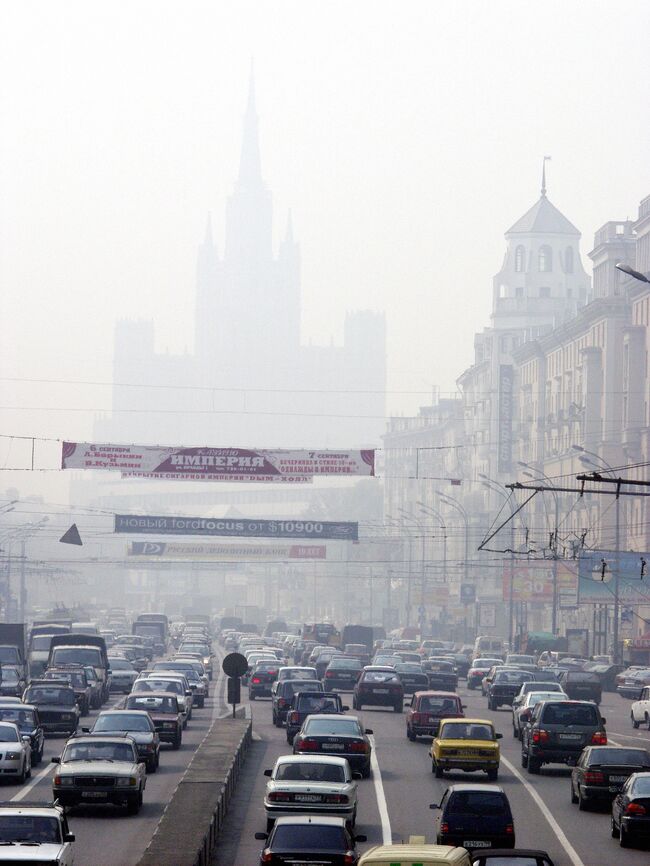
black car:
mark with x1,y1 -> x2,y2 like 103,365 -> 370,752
431,784 -> 515,849
293,714 -> 372,777
467,661 -> 502,691
487,670 -> 533,710
22,680 -> 80,735
470,851 -> 555,866
423,660 -> 458,692
571,746 -> 650,810
286,691 -> 348,745
44,666 -> 93,715
353,666 -> 403,712
0,702 -> 45,764
451,654 -> 471,679
323,657 -> 363,691
394,663 -> 429,695
272,679 -> 323,727
521,700 -> 608,773
557,670 -> 602,704
612,771 -> 650,847
249,661 -> 281,700
255,815 -> 366,865
0,666 -> 26,698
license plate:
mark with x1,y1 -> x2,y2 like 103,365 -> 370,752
610,775 -> 628,783
82,791 -> 108,798
374,688 -> 389,694
327,743 -> 345,750
295,794 -> 321,802
559,734 -> 582,741
464,840 -> 491,848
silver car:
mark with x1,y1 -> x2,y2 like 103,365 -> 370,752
263,754 -> 359,832
0,721 -> 31,783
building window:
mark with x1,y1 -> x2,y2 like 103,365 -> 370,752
515,286 -> 524,298
540,286 -> 551,298
499,284 -> 506,298
515,245 -> 525,272
539,245 -> 552,272
565,246 -> 574,273
567,287 -> 573,298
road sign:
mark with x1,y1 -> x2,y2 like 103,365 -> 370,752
222,652 -> 248,678
460,583 -> 476,605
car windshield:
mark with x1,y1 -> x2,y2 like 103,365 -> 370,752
271,825 -> 347,850
441,722 -> 493,740
473,860 -> 541,866
275,762 -> 346,782
109,659 -> 134,671
24,687 -> 75,706
507,655 -> 535,664
0,815 -> 61,843
135,680 -> 182,695
0,708 -> 35,727
94,714 -> 151,732
255,663 -> 279,672
30,636 -> 54,651
285,681 -> 322,696
304,718 -> 361,737
0,726 -> 19,742
63,741 -> 135,762
589,749 -> 650,766
126,695 -> 177,712
566,672 -> 599,682
528,692 -> 565,706
541,704 -> 599,725
1,669 -> 19,683
52,648 -> 101,666
363,671 -> 399,683
523,682 -> 560,693
449,791 -> 508,815
425,662 -> 453,671
419,697 -> 458,712
494,671 -> 530,684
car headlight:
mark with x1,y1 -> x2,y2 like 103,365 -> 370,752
5,751 -> 20,760
54,776 -> 74,786
116,777 -> 138,787
163,722 -> 176,729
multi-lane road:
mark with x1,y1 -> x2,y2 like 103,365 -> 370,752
215,681 -> 650,865
0,671 -> 228,866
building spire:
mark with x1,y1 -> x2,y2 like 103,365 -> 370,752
541,155 -> 551,198
238,61 -> 262,184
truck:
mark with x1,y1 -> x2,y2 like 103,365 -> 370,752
303,622 -> 341,647
341,624 -> 374,655
132,620 -> 166,656
28,623 -> 71,678
48,635 -> 111,703
0,623 -> 27,679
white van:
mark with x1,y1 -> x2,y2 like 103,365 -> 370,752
472,636 -> 505,661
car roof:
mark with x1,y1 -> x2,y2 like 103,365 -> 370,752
0,805 -> 64,817
128,691 -> 178,701
274,815 -> 348,826
68,734 -> 136,744
359,844 -> 469,863
439,717 -> 492,725
446,783 -> 504,793
363,665 -> 397,671
275,754 -> 349,766
304,713 -> 360,722
98,709 -> 150,717
414,690 -> 459,697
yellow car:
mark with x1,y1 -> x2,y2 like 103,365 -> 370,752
358,842 -> 471,866
429,718 -> 502,780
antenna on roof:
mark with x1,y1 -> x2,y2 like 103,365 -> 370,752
541,155 -> 551,197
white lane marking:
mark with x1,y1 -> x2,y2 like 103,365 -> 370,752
10,762 -> 56,802
499,754 -> 585,866
368,734 -> 391,845
609,730 -> 650,742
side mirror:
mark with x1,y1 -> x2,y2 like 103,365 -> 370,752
51,756 -> 60,764
429,802 -> 440,809
352,771 -> 363,780
107,669 -> 112,676
64,833 -> 75,843
263,769 -> 272,777
364,728 -> 373,735
21,735 -> 31,743
81,727 -> 90,733
186,690 -> 192,696
342,705 -> 349,711
461,704 -> 467,709
354,834 -> 367,843
601,717 -> 607,725
496,733 -> 503,739
254,832 -> 268,840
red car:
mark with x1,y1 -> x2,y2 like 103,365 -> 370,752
405,690 -> 465,741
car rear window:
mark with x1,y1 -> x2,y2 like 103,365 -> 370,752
494,671 -> 530,684
329,658 -> 361,669
419,697 -> 459,712
297,696 -> 341,713
448,791 -> 509,815
271,825 -> 347,850
304,718 -> 361,737
441,722 -> 493,740
285,681 -> 322,696
276,762 -> 345,782
363,671 -> 400,683
566,672 -> 599,682
541,704 -> 599,725
588,749 -> 650,766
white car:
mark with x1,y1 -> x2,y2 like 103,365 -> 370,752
133,674 -> 193,724
0,804 -> 75,864
631,685 -> 650,728
108,656 -> 139,693
0,721 -> 31,782
263,755 -> 359,831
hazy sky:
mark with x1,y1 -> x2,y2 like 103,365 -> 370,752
2,0 -> 650,453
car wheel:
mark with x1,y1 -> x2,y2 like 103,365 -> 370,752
578,788 -> 589,811
172,733 -> 181,750
632,713 -> 640,729
521,748 -> 528,769
198,698 -> 205,708
620,824 -> 632,848
351,807 -> 357,827
407,727 -> 416,742
512,723 -> 518,738
356,702 -> 363,711
611,816 -> 619,838
528,757 -> 541,774
147,757 -> 157,773
17,760 -> 26,784
126,793 -> 142,815
361,763 -> 371,779
286,734 -> 293,745
250,693 -> 256,701
570,781 -> 578,804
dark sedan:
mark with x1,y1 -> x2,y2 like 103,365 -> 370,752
255,815 -> 366,865
22,681 -> 80,735
249,661 -> 280,700
353,667 -> 403,712
612,771 -> 650,847
487,670 -> 533,710
293,714 -> 373,777
431,784 -> 515,850
557,670 -> 602,704
571,746 -> 650,810
323,657 -> 363,691
423,660 -> 458,692
394,662 -> 429,695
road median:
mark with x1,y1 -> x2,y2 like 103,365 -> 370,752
138,714 -> 252,866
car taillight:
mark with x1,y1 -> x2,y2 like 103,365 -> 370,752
343,853 -> 356,865
413,712 -> 425,723
268,792 -> 292,802
584,770 -> 605,784
532,729 -> 549,744
626,802 -> 647,815
324,794 -> 349,803
54,775 -> 62,785
261,848 -> 273,862
289,711 -> 300,724
295,737 -> 318,751
252,677 -> 261,684
591,731 -> 607,745
325,671 -> 335,677
505,824 -> 514,835
278,698 -> 287,707
440,822 -> 449,834
349,741 -> 368,753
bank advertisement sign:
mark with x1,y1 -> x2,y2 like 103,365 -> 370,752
115,514 -> 358,541
503,560 -> 578,604
128,541 -> 326,559
62,442 -> 375,482
578,550 -> 650,605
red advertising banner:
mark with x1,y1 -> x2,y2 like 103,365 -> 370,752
503,561 -> 577,602
62,443 -> 375,482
